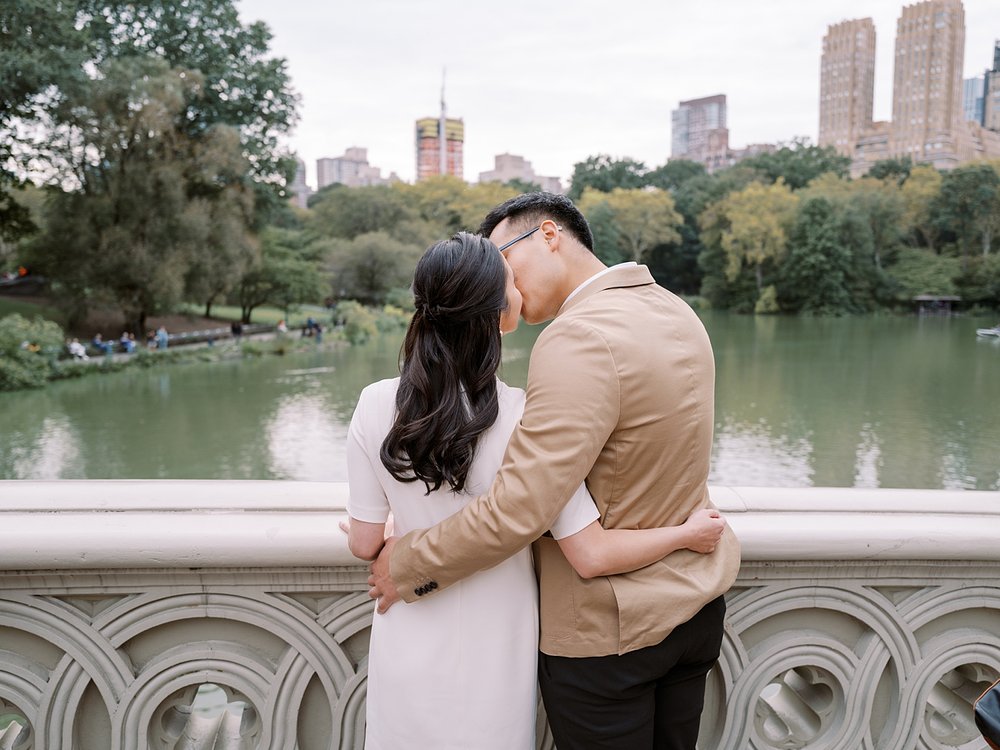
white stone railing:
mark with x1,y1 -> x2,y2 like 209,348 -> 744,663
2,481 -> 1000,749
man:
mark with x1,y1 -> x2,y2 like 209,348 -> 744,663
369,192 -> 740,748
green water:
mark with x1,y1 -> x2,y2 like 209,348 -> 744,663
1,313 -> 998,489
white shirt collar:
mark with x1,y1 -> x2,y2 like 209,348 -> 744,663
559,262 -> 638,312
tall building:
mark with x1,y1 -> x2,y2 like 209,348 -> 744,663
415,117 -> 464,180
289,157 -> 312,209
890,0 -> 966,168
416,76 -> 464,181
670,94 -> 730,171
985,41 -> 1000,131
963,76 -> 986,123
818,18 -> 876,158
316,148 -> 388,189
478,153 -> 563,193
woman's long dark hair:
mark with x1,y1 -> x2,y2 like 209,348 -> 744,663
380,232 -> 508,494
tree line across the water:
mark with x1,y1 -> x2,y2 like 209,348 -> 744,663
2,0 -> 1000,346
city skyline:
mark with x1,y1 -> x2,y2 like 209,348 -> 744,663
235,0 -> 1000,186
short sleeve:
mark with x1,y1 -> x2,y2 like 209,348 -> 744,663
547,482 -> 600,540
346,391 -> 391,523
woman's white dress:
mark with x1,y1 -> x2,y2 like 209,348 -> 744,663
347,378 -> 598,750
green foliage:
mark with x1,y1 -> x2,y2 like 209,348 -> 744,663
29,57 -> 256,333
932,163 -> 1000,260
708,180 -> 799,293
889,248 -> 961,301
503,178 -> 542,194
646,160 -> 708,191
583,201 -> 626,265
754,285 -> 780,314
740,138 -> 851,190
384,287 -> 415,311
567,155 -> 648,200
325,231 -> 422,306
900,166 -> 943,251
80,0 -> 299,224
308,185 -> 415,241
868,156 -> 913,185
376,305 -> 411,333
0,313 -> 65,390
778,198 -> 856,314
333,301 -> 378,345
956,254 -> 1000,307
235,227 -> 325,322
0,0 -> 89,239
578,187 -> 682,263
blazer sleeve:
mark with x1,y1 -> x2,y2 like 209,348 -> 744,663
390,317 -> 620,602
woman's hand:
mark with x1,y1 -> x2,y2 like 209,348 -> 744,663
681,508 -> 726,553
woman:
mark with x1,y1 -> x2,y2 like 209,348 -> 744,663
346,232 -> 724,749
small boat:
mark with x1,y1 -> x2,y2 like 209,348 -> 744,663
977,326 -> 1000,338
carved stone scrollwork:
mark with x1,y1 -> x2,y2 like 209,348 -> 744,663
0,699 -> 31,750
152,684 -> 260,749
3,483 -> 1000,749
755,666 -> 837,749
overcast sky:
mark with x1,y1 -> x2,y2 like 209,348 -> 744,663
236,0 -> 1000,187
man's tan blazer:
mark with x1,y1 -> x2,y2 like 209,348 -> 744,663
391,264 -> 741,657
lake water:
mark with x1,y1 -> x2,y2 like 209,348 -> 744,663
2,312 -> 998,490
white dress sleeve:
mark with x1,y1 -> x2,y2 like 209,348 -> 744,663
547,482 -> 600,540
346,388 -> 391,523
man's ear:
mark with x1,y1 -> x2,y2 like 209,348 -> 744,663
540,219 -> 561,250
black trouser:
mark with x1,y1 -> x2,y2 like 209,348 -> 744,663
538,596 -> 726,750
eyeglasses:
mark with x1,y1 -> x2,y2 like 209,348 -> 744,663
496,224 -> 562,252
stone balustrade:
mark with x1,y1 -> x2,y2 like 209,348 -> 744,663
1,481 -> 1000,749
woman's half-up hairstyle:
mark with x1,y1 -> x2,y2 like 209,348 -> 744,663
380,232 -> 508,494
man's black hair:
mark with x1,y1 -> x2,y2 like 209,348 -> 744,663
479,192 -> 595,253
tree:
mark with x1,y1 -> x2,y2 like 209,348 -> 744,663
932,163 -> 1000,264
889,248 -> 961,301
708,180 -> 799,294
778,198 -> 855,314
646,160 -> 707,192
740,138 -> 851,190
503,178 -> 542,194
233,228 -> 324,322
868,156 -> 913,185
567,155 -> 648,200
28,58 -> 253,333
578,187 -> 682,263
668,167 -> 760,296
324,231 -> 422,305
183,127 -> 258,318
79,0 -> 299,225
804,173 -> 904,271
900,165 -> 943,252
0,1 -> 88,239
308,185 -> 415,241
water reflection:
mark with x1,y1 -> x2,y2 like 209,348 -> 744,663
710,418 -> 814,487
266,392 -> 347,481
852,423 -> 882,489
0,313 -> 997,489
6,414 -> 82,479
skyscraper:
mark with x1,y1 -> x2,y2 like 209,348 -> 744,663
289,157 -> 312,209
890,0 -> 965,167
415,117 -> 464,181
964,76 -> 986,123
985,40 -> 1000,131
416,75 -> 464,181
670,95 -> 729,172
819,18 -> 876,158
